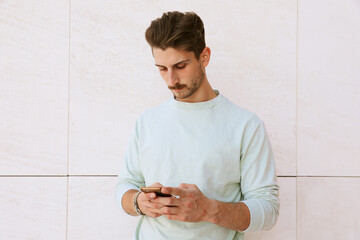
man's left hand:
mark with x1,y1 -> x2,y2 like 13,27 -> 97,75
153,183 -> 217,223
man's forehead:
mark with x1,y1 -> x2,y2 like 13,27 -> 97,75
153,47 -> 195,66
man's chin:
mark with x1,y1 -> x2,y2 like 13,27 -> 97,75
172,90 -> 193,100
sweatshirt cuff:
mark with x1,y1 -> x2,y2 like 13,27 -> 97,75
241,199 -> 265,232
115,183 -> 140,211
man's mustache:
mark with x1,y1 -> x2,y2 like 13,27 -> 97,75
168,83 -> 186,90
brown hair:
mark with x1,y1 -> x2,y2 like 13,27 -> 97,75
145,11 -> 206,59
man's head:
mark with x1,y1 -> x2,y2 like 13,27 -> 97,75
145,11 -> 214,103
145,11 -> 206,60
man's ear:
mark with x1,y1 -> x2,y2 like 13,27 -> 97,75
200,47 -> 211,67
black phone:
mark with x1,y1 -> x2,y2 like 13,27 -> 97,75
140,187 -> 172,197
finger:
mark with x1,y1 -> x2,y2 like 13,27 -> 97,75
162,187 -> 186,197
145,208 -> 163,218
146,202 -> 165,210
139,197 -> 155,210
149,182 -> 164,187
161,206 -> 179,215
141,202 -> 165,216
140,192 -> 157,200
149,192 -> 157,199
153,196 -> 180,206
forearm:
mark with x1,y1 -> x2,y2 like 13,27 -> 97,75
206,199 -> 250,232
121,189 -> 139,216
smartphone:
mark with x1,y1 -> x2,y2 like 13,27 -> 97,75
140,187 -> 172,197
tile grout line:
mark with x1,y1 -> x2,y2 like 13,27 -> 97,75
66,175 -> 69,240
296,0 -> 299,239
66,0 -> 71,239
1,175 -> 360,178
0,175 -> 119,177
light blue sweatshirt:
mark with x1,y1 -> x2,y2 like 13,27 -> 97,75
116,91 -> 279,240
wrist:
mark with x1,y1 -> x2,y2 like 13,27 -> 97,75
204,199 -> 220,224
133,191 -> 145,216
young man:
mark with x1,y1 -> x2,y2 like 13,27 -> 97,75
116,11 -> 279,240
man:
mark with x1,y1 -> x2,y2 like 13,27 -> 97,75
116,11 -> 279,240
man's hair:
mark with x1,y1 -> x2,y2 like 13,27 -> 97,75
145,11 -> 206,59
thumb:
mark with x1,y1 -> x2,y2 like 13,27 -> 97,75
150,182 -> 164,187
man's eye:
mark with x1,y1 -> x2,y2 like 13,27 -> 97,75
159,68 -> 167,71
176,65 -> 186,69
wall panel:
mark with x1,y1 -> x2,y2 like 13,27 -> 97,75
0,0 -> 68,175
0,177 -> 67,239
68,176 -> 138,239
298,177 -> 360,239
298,0 -> 360,176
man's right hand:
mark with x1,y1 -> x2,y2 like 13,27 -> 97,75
137,182 -> 166,218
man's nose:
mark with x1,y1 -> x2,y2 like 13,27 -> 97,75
167,69 -> 179,85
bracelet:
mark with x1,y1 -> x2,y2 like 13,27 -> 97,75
133,191 -> 144,216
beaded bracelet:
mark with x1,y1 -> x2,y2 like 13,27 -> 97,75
133,191 -> 144,216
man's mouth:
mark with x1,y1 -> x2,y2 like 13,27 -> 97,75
169,84 -> 186,91
173,87 -> 184,92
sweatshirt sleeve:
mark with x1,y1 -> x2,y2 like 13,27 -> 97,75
115,118 -> 145,212
239,117 -> 280,232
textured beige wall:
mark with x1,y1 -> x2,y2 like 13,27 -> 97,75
0,0 -> 359,239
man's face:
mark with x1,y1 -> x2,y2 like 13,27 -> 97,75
153,47 -> 205,101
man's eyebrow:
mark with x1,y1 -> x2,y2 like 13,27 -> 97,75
155,59 -> 191,68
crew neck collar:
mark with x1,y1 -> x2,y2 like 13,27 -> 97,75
170,90 -> 224,110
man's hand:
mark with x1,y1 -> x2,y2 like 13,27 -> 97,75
153,183 -> 217,223
137,182 -> 168,218
122,182 -> 250,231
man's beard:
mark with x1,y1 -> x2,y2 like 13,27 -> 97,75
170,67 -> 205,100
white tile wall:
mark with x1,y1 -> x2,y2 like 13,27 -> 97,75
0,0 -> 68,175
68,0 -> 169,175
298,177 -> 360,239
0,177 -> 67,239
1,0 -> 359,239
297,0 -> 360,176
68,177 -> 138,239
